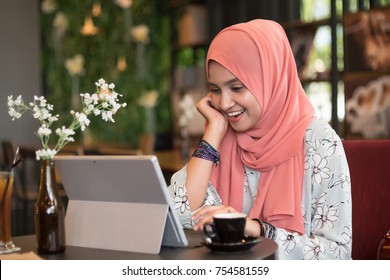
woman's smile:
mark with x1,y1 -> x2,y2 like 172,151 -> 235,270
226,109 -> 246,122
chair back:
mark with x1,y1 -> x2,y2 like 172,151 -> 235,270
2,141 -> 16,167
343,140 -> 390,259
0,146 -> 5,170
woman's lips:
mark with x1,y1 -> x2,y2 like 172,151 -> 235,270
226,109 -> 245,122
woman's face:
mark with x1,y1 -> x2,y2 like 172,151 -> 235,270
208,60 -> 262,132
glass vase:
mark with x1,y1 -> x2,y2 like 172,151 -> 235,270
34,159 -> 66,254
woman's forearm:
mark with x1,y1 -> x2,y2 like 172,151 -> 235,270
185,128 -> 224,211
186,157 -> 214,211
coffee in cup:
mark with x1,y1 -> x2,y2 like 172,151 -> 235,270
203,212 -> 247,243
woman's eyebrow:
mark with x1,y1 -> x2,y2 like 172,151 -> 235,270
208,78 -> 241,87
225,78 -> 240,85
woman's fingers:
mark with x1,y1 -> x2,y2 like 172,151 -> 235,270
191,205 -> 223,222
191,205 -> 238,231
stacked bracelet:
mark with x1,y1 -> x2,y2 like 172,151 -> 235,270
251,218 -> 265,237
192,139 -> 220,166
251,218 -> 276,240
263,221 -> 276,240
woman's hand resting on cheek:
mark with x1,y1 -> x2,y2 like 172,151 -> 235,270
196,94 -> 228,146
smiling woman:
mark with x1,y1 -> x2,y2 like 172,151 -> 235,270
167,19 -> 352,260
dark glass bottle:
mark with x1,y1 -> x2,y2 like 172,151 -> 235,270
377,229 -> 390,260
34,159 -> 66,254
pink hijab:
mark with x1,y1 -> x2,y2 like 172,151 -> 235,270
207,19 -> 315,234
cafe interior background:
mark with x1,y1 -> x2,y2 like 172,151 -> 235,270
1,0 -> 390,237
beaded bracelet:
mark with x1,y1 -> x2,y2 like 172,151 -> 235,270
263,221 -> 276,240
251,218 -> 277,240
192,139 -> 220,166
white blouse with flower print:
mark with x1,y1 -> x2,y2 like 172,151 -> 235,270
167,118 -> 352,260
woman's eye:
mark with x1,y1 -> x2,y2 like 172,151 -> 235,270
209,88 -> 220,94
232,86 -> 243,92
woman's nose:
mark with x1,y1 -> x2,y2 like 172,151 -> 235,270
219,91 -> 234,110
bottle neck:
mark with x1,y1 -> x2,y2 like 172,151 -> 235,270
39,159 -> 59,200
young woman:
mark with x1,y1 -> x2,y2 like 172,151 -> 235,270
168,19 -> 352,260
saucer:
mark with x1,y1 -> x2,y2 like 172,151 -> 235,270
202,236 -> 261,253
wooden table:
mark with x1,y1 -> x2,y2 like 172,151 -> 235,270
10,234 -> 278,260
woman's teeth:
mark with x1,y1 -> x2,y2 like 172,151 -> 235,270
228,109 -> 244,117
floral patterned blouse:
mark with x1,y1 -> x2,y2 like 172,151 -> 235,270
167,118 -> 352,260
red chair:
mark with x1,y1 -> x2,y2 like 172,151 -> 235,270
343,140 -> 390,260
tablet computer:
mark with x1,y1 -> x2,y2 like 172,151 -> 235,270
55,155 -> 188,254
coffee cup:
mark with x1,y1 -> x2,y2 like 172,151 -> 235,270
203,212 -> 247,244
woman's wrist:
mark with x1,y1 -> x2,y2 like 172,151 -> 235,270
248,219 -> 277,240
251,218 -> 265,237
202,130 -> 223,150
245,218 -> 262,237
203,119 -> 227,148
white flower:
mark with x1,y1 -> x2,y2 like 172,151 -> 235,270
8,108 -> 21,120
7,95 -> 22,107
279,232 -> 302,254
131,24 -> 150,43
312,153 -> 331,184
304,238 -> 326,260
55,126 -> 75,142
35,148 -> 57,161
112,103 -> 121,113
7,79 -> 126,160
172,184 -> 190,214
75,112 -> 90,131
82,93 -> 99,106
101,111 -> 114,122
38,126 -> 52,137
313,204 -> 339,230
95,78 -> 106,87
101,83 -> 108,91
